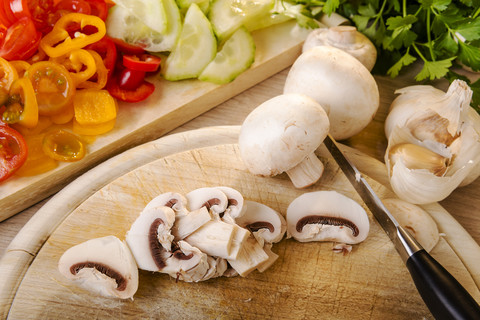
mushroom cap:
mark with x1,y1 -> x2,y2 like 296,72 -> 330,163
126,207 -> 176,271
383,198 -> 439,252
235,200 -> 286,243
143,192 -> 188,215
238,93 -> 330,177
58,235 -> 138,299
284,46 -> 379,140
215,186 -> 246,221
286,190 -> 370,244
186,187 -> 228,216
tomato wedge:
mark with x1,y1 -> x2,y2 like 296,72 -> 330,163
0,125 -> 28,182
55,0 -> 91,15
85,0 -> 107,20
123,54 -> 161,72
107,75 -> 154,103
0,17 -> 41,61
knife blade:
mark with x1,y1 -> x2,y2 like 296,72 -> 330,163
324,134 -> 480,320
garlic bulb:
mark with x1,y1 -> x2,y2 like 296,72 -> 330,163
384,80 -> 480,204
302,26 -> 377,71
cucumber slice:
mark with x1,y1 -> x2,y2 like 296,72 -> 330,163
106,0 -> 181,52
199,27 -> 255,84
208,0 -> 273,40
162,4 -> 217,81
113,0 -> 168,34
175,0 -> 209,13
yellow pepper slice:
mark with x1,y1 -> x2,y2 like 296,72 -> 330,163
73,88 -> 116,125
40,13 -> 106,58
0,57 -> 18,91
2,78 -> 38,128
77,50 -> 108,90
72,118 -> 116,135
50,102 -> 74,125
50,49 -> 97,87
9,60 -> 31,78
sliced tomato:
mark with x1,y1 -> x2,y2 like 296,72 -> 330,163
7,0 -> 32,21
42,128 -> 86,162
107,75 -> 154,103
0,17 -> 41,61
55,0 -> 91,14
1,1 -> 17,27
85,0 -> 107,20
26,61 -> 76,115
85,36 -> 117,78
0,125 -> 28,182
123,54 -> 161,72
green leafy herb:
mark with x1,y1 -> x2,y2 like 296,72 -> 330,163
288,0 -> 480,110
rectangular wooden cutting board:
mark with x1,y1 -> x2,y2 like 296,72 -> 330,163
0,20 -> 315,221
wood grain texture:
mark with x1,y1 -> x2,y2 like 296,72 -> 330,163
7,143 -> 478,320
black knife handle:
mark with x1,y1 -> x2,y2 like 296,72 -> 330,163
406,249 -> 480,319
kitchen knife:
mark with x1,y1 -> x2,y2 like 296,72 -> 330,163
324,134 -> 480,320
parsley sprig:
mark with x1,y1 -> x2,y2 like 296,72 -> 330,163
286,0 -> 480,111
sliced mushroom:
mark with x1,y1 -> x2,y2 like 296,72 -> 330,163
125,206 -> 176,271
143,192 -> 188,215
215,186 -> 246,223
239,93 -> 330,188
201,256 -> 228,281
171,206 -> 212,240
162,240 -> 209,282
235,200 -> 286,244
256,243 -> 279,273
383,198 -> 439,252
186,187 -> 228,218
227,235 -> 270,277
184,220 -> 237,259
286,191 -> 370,244
58,235 -> 138,299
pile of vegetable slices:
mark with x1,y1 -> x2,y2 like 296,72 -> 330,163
0,0 -> 173,182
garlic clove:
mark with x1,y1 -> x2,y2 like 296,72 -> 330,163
388,143 -> 449,177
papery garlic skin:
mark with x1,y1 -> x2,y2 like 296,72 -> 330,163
384,80 -> 480,204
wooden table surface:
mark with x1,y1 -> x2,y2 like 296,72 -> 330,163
1,66 -> 479,260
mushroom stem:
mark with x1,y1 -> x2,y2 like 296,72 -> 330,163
285,152 -> 324,188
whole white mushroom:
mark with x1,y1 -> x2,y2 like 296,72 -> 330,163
239,93 -> 330,188
284,45 -> 379,140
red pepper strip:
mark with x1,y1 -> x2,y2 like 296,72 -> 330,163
85,36 -> 117,78
123,54 -> 161,72
110,37 -> 145,55
107,75 -> 154,103
40,12 -> 106,58
117,68 -> 146,90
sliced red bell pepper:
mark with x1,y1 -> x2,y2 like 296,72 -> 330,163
110,37 -> 145,55
123,53 -> 161,72
85,0 -> 108,20
106,75 -> 154,103
85,36 -> 117,78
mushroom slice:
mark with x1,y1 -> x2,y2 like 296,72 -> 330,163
58,236 -> 138,300
184,220 -> 237,259
235,200 -> 286,244
201,256 -> 228,281
383,198 -> 439,252
162,241 -> 209,282
172,206 -> 212,240
286,191 -> 370,244
126,206 -> 176,271
214,186 -> 246,223
186,187 -> 228,218
256,243 -> 279,273
227,236 -> 269,277
239,93 -> 330,188
143,192 -> 188,215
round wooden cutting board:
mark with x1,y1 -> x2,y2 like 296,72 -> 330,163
4,138 -> 479,319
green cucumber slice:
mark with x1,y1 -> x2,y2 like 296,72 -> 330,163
175,0 -> 209,13
106,0 -> 181,52
208,0 -> 273,40
199,27 -> 255,84
162,3 -> 217,81
112,0 -> 168,34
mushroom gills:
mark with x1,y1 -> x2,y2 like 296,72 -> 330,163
125,206 -> 176,271
58,235 -> 139,300
286,190 -> 370,244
